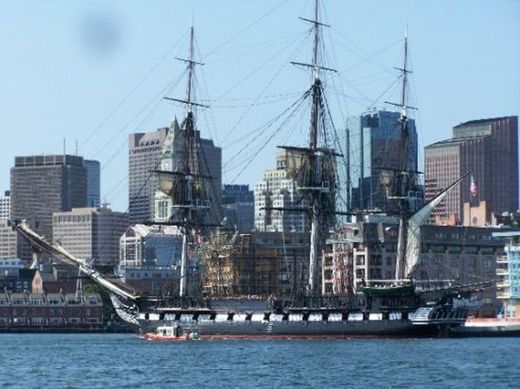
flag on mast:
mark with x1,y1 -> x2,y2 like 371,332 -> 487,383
470,175 -> 477,198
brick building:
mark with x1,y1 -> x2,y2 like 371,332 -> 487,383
425,116 -> 518,224
0,292 -> 103,329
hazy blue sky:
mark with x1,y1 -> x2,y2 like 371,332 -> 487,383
0,0 -> 518,211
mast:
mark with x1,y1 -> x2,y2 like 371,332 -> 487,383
179,25 -> 196,297
273,0 -> 336,298
292,0 -> 336,295
160,24 -> 209,297
390,27 -> 414,282
308,0 -> 321,296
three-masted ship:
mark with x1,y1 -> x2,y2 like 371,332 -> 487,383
10,0 -> 476,339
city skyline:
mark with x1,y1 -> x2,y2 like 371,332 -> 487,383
0,1 -> 518,212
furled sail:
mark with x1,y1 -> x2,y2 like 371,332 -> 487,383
404,174 -> 469,278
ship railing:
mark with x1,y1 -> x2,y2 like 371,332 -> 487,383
308,313 -> 323,321
389,312 -> 402,320
409,307 -> 433,322
328,313 -> 342,322
179,314 -> 195,323
270,314 -> 284,322
347,313 -> 363,321
251,313 -> 266,322
214,313 -> 229,322
289,314 -> 304,322
233,313 -> 248,322
198,314 -> 212,322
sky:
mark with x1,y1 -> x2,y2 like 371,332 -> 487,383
0,0 -> 518,212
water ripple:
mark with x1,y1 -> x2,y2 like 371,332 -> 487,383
0,334 -> 519,388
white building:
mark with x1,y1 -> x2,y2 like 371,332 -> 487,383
0,191 -> 10,220
119,224 -> 182,268
255,169 -> 308,232
254,150 -> 309,232
0,220 -> 18,260
153,119 -> 221,224
119,224 -> 183,294
53,206 -> 128,266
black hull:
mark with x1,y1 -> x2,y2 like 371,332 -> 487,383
138,319 -> 448,338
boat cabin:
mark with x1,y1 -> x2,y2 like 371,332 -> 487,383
156,325 -> 181,337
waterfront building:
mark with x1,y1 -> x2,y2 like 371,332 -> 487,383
53,206 -> 128,266
338,110 -> 419,214
119,224 -> 183,294
322,217 -> 504,301
493,230 -> 520,317
222,184 -> 254,232
321,225 -> 355,296
0,190 -> 10,219
130,120 -> 222,224
425,116 -> 518,225
10,155 -> 87,261
31,266 -> 78,294
0,292 -> 103,329
84,159 -> 101,207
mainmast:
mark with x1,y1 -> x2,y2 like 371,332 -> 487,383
179,25 -> 196,297
308,0 -> 322,296
290,0 -> 336,295
385,27 -> 416,282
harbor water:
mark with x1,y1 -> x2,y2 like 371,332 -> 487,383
0,334 -> 519,388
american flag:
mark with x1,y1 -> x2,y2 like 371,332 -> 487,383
470,175 -> 477,198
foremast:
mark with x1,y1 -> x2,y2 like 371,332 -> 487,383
180,25 -> 199,297
155,24 -> 210,297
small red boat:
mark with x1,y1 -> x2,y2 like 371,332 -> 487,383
142,325 -> 200,341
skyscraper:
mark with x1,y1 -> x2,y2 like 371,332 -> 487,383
222,184 -> 254,232
425,116 -> 518,223
339,110 -> 419,214
10,154 -> 87,261
84,159 -> 101,207
128,127 -> 169,224
53,206 -> 128,266
130,119 -> 222,225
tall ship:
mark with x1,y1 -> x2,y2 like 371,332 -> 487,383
10,0 -> 483,339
